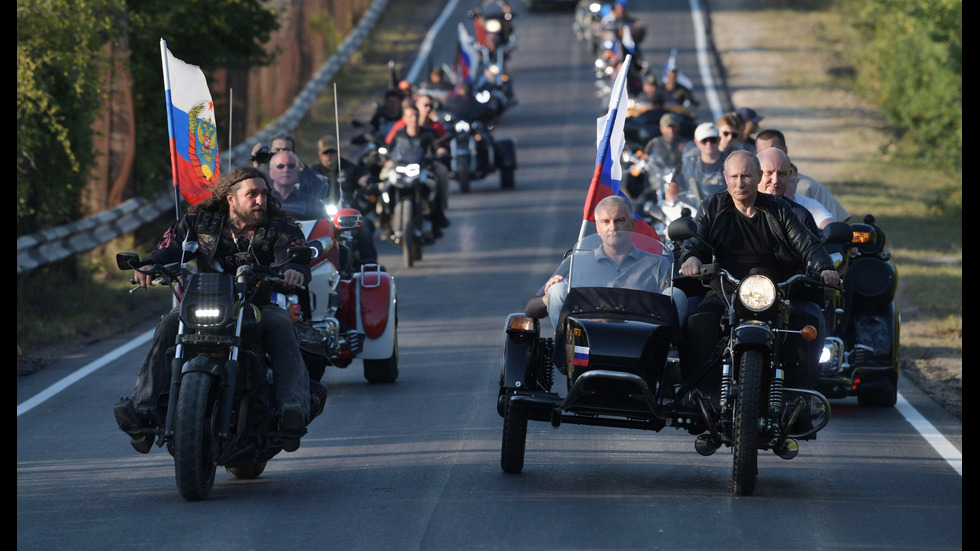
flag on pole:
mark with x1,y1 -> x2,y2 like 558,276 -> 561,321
456,22 -> 480,90
161,39 -> 220,207
621,25 -> 635,56
581,54 -> 663,252
661,48 -> 694,91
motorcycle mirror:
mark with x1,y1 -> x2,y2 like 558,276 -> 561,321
666,217 -> 697,243
116,252 -> 141,270
285,246 -> 314,266
822,221 -> 853,245
333,208 -> 364,232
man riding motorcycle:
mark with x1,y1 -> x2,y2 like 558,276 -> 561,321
113,167 -> 313,453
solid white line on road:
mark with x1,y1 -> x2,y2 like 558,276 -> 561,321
17,329 -> 154,417
896,392 -> 962,475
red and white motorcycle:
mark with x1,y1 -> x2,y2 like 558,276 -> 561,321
274,207 -> 399,384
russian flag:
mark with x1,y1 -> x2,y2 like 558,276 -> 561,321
161,39 -> 220,207
571,346 -> 590,367
582,53 -> 662,252
456,23 -> 480,89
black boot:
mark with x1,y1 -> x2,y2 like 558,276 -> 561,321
113,397 -> 155,454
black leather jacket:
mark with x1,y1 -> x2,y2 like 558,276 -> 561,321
680,191 -> 835,276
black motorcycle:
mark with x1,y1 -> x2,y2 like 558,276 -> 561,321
498,221 -> 852,496
116,242 -> 326,501
441,109 -> 517,193
816,214 -> 901,407
378,160 -> 438,268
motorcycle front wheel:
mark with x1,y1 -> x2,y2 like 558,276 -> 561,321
395,197 -> 414,268
174,371 -> 219,501
456,161 -> 472,194
732,350 -> 763,496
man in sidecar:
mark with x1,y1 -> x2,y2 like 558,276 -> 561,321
525,195 -> 686,331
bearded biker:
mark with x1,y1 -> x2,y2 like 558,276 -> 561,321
113,166 -> 313,453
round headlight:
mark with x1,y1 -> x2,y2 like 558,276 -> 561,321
485,19 -> 502,33
738,274 -> 776,312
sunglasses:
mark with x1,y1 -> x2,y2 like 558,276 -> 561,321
721,131 -> 734,137
700,137 -> 720,144
419,103 -> 433,107
274,163 -> 297,169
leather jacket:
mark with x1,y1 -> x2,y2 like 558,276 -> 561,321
680,191 -> 835,276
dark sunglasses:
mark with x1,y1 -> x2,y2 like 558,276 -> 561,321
419,103 -> 433,107
721,131 -> 734,137
274,163 -> 297,169
700,137 -> 720,144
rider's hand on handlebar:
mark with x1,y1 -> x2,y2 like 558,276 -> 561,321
819,269 -> 840,287
133,269 -> 155,289
680,257 -> 702,277
281,268 -> 305,290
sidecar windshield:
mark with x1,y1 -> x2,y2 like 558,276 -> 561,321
567,231 -> 669,292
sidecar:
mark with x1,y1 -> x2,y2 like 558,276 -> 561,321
497,231 -> 706,474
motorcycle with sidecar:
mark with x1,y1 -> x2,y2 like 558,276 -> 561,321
498,221 -> 852,495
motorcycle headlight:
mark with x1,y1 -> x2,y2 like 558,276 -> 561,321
476,90 -> 492,103
738,274 -> 776,312
325,203 -> 339,219
485,19 -> 502,33
589,2 -> 601,13
395,163 -> 421,178
455,120 -> 471,133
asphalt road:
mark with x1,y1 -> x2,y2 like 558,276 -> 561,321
18,2 -> 961,549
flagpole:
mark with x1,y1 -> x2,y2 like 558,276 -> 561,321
160,38 -> 182,221
333,81 -> 347,206
228,87 -> 233,168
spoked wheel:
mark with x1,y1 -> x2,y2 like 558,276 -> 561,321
174,371 -> 219,501
500,396 -> 528,474
364,333 -> 399,383
395,197 -> 414,268
225,462 -> 267,480
732,350 -> 763,496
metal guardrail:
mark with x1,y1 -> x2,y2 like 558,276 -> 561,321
17,0 -> 389,275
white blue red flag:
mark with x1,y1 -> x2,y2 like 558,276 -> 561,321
661,48 -> 695,91
581,54 -> 662,251
161,39 -> 220,207
456,22 -> 480,90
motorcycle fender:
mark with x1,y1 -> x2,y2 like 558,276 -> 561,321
732,321 -> 773,351
356,271 -> 397,359
182,354 -> 223,377
499,316 -> 537,389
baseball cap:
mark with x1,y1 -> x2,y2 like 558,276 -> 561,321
694,122 -> 719,143
736,107 -> 764,123
660,113 -> 681,127
643,74 -> 657,86
317,136 -> 337,153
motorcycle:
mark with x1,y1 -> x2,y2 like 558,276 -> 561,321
469,0 -> 516,61
378,160 -> 439,268
573,1 -> 610,55
115,241 -> 326,501
815,214 -> 900,407
440,108 -> 517,193
498,221 -> 852,495
350,120 -> 390,181
276,202 -> 399,385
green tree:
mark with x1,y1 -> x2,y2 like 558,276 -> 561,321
17,0 -> 125,236
16,0 -> 280,237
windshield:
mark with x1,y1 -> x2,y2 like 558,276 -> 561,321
567,231 -> 670,292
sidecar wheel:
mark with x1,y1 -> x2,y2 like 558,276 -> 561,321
396,197 -> 414,268
174,372 -> 219,501
732,351 -> 763,496
225,462 -> 267,480
500,166 -> 515,190
501,397 -> 528,474
858,386 -> 897,408
364,334 -> 399,383
457,163 -> 471,194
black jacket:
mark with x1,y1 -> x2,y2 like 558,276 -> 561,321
680,191 -> 835,276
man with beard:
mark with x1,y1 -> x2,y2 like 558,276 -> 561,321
113,166 -> 313,454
